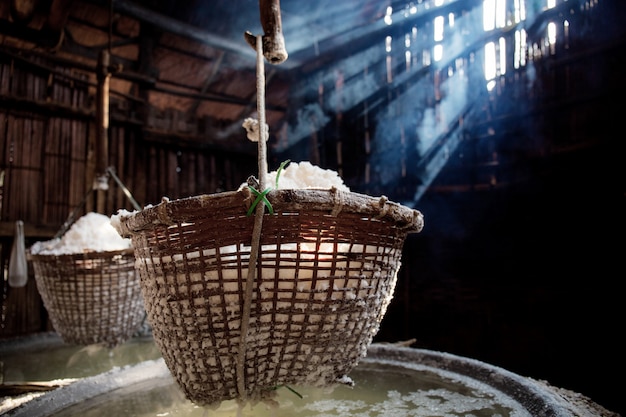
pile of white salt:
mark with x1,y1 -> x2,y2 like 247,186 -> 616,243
30,212 -> 132,255
263,161 -> 350,191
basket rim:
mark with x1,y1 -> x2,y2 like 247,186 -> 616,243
115,187 -> 424,237
27,248 -> 135,261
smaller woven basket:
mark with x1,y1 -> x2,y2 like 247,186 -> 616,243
28,248 -> 145,348
115,186 -> 423,406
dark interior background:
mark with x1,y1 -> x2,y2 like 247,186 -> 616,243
0,0 -> 623,415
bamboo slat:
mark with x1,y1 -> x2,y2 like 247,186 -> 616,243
223,157 -> 233,191
43,117 -> 68,224
0,60 -> 10,95
69,119 -> 88,215
7,116 -> 31,220
209,153 -> 217,192
158,149 -> 169,198
108,127 -> 129,213
195,148 -> 207,193
31,117 -> 45,223
179,151 -> 192,197
147,147 -> 159,204
0,112 -> 6,167
126,129 -> 147,209
163,151 -> 175,198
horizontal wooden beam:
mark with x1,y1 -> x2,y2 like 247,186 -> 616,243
112,0 -> 257,61
0,222 -> 58,239
141,127 -> 257,156
0,93 -> 94,119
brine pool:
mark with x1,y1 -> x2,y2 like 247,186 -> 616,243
0,333 -> 605,417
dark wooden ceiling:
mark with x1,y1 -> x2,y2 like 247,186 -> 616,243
0,0 -> 483,153
2,0 -> 622,202
0,0 -> 387,146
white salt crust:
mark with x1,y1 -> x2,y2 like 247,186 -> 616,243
30,212 -> 132,255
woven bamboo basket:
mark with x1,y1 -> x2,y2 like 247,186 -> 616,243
114,186 -> 423,406
28,248 -> 145,348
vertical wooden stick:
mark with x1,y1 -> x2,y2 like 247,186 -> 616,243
95,49 -> 111,213
236,34 -> 267,403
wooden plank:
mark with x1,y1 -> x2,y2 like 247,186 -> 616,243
0,112 -> 7,166
128,128 -> 147,208
196,148 -> 207,194
113,128 -> 141,212
209,153 -> 217,192
4,114 -> 16,220
41,118 -> 56,223
223,157 -> 232,192
29,116 -> 45,223
68,118 -> 79,210
0,59 -> 10,96
10,0 -> 38,23
107,126 -> 122,214
42,117 -> 59,224
16,116 -> 31,219
147,146 -> 158,204
179,150 -> 193,198
0,273 -> 45,337
7,115 -> 24,220
58,116 -> 70,218
69,118 -> 88,215
31,56 -> 42,101
85,120 -> 96,214
166,149 -> 178,199
0,221 -> 56,238
112,0 -> 256,60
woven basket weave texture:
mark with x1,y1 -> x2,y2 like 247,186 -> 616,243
29,249 -> 145,348
117,188 -> 423,406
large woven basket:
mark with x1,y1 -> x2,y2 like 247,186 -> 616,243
114,186 -> 423,406
28,249 -> 145,348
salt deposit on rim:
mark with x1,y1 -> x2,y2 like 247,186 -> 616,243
112,162 -> 348,230
30,212 -> 132,255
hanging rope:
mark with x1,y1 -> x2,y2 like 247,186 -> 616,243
236,33 -> 268,402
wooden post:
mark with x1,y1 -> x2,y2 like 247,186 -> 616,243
95,49 -> 111,213
244,0 -> 288,65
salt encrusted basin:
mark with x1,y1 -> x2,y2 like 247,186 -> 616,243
0,332 -> 159,382
2,340 -> 616,417
0,332 -> 159,414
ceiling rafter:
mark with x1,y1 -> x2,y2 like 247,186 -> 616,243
108,0 -> 257,62
189,51 -> 224,114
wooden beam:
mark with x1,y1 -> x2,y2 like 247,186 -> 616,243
0,19 -> 50,47
112,0 -> 256,61
47,0 -> 75,31
141,128 -> 256,155
10,0 -> 39,23
41,0 -> 75,49
189,51 -> 224,114
0,93 -> 93,119
0,222 -> 58,239
96,49 -> 111,177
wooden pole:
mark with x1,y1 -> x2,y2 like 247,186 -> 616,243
244,0 -> 288,65
95,49 -> 111,213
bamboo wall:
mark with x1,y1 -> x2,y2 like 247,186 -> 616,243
0,52 -> 257,338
